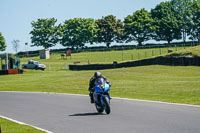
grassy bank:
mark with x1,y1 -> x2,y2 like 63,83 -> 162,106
0,65 -> 200,105
172,45 -> 200,56
0,117 -> 45,133
18,46 -> 189,71
21,46 -> 185,63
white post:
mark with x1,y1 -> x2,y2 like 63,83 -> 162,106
64,63 -> 67,70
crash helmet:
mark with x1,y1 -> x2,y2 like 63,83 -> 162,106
94,72 -> 102,78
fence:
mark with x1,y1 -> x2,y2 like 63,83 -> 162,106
16,41 -> 199,58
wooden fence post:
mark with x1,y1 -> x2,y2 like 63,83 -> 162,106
122,49 -> 124,61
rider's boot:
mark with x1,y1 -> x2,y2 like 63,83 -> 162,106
89,92 -> 94,103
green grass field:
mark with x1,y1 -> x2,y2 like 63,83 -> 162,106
0,45 -> 200,105
18,46 -> 188,71
0,117 -> 45,133
0,65 -> 200,105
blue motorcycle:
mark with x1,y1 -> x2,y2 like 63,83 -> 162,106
93,78 -> 111,114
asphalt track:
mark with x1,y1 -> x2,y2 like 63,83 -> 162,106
0,92 -> 200,133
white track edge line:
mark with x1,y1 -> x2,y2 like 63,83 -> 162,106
0,115 -> 53,133
1,91 -> 200,108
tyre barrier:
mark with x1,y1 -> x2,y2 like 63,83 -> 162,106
0,69 -> 23,75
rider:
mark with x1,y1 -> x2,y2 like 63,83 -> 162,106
88,72 -> 111,103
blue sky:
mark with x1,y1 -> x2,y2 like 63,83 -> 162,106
0,0 -> 167,53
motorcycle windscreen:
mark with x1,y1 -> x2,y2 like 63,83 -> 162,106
94,78 -> 104,93
95,78 -> 104,85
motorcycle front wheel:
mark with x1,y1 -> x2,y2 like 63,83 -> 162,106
103,97 -> 111,114
95,103 -> 104,113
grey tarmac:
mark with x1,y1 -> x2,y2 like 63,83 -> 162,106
0,92 -> 200,133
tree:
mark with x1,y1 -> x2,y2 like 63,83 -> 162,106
171,0 -> 193,45
59,18 -> 97,49
151,1 -> 182,44
124,8 -> 155,46
12,39 -> 20,53
95,15 -> 124,47
0,32 -> 6,51
187,0 -> 200,42
30,18 -> 58,49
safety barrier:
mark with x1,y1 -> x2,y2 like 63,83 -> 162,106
69,56 -> 200,70
0,69 -> 23,75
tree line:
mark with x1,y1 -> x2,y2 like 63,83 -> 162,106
0,32 -> 6,52
0,0 -> 200,52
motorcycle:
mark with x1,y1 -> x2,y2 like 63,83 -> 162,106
93,78 -> 111,114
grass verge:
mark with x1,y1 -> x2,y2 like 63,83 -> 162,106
0,117 -> 45,133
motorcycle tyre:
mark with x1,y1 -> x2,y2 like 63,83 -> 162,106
103,97 -> 111,114
95,103 -> 104,113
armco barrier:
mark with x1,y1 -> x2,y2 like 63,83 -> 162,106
0,70 -> 8,75
69,56 -> 200,71
69,64 -> 114,70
